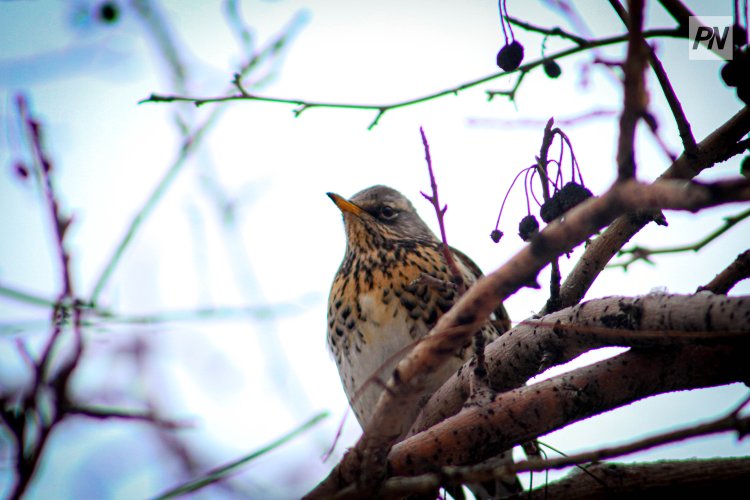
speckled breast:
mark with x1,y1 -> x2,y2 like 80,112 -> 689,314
327,240 -> 480,429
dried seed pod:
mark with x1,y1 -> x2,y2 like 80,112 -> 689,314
557,182 -> 593,212
540,196 -> 563,223
540,182 -> 593,222
490,229 -> 504,243
496,40 -> 524,71
518,215 -> 539,241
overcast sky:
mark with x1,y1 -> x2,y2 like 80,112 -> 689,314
1,1 -> 748,498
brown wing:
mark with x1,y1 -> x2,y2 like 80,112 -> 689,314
450,246 -> 511,333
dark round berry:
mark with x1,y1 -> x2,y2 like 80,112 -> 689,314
98,2 -> 119,23
518,215 -> 539,241
496,40 -> 524,71
490,229 -> 504,243
539,197 -> 562,223
557,182 -> 593,212
540,182 -> 593,222
543,60 -> 562,78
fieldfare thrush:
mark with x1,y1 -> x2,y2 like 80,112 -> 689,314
326,186 -> 519,497
326,185 -> 512,426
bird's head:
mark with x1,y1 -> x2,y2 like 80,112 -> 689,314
327,185 -> 435,250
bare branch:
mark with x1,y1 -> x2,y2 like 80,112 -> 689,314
506,15 -> 588,45
411,293 -> 750,435
368,457 -> 750,499
154,412 -> 328,499
419,127 -> 465,293
389,345 -> 749,477
556,107 -> 750,312
610,0 -> 698,156
67,405 -> 188,430
616,0 -> 648,181
699,249 -> 750,294
141,29 -> 685,125
611,207 -> 750,270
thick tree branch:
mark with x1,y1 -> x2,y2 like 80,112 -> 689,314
347,458 -> 750,500
529,458 -> 750,499
410,293 -> 750,434
359,393 -> 750,499
389,344 -> 749,477
307,177 -> 750,497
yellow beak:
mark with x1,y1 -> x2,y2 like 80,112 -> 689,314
327,192 -> 365,217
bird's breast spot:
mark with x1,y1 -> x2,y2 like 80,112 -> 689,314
358,292 -> 411,344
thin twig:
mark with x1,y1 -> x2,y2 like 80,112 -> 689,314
67,404 -> 187,429
141,28 -> 684,128
610,207 -> 750,270
610,0 -> 698,158
0,285 -> 58,308
418,127 -> 466,294
536,119 -> 563,313
615,0 -> 648,181
468,108 -> 616,129
486,70 -> 528,102
154,412 -> 328,499
506,15 -> 588,45
6,95 -> 84,500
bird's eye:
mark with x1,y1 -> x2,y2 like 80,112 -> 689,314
379,205 -> 397,220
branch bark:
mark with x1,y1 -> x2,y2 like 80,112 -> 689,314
410,293 -> 750,434
699,249 -> 750,295
534,458 -> 750,499
389,344 -> 749,476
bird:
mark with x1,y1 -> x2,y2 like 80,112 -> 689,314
326,185 -> 519,498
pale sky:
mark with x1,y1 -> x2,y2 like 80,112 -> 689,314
1,1 -> 748,498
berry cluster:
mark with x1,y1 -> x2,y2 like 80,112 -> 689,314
491,124 -> 592,244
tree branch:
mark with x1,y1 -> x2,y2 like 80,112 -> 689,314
699,249 -> 750,294
556,107 -> 750,313
611,207 -> 750,270
411,293 -> 750,434
616,0 -> 648,181
306,176 -> 750,497
141,29 -> 684,129
389,344 -> 749,477
418,127 -> 465,293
